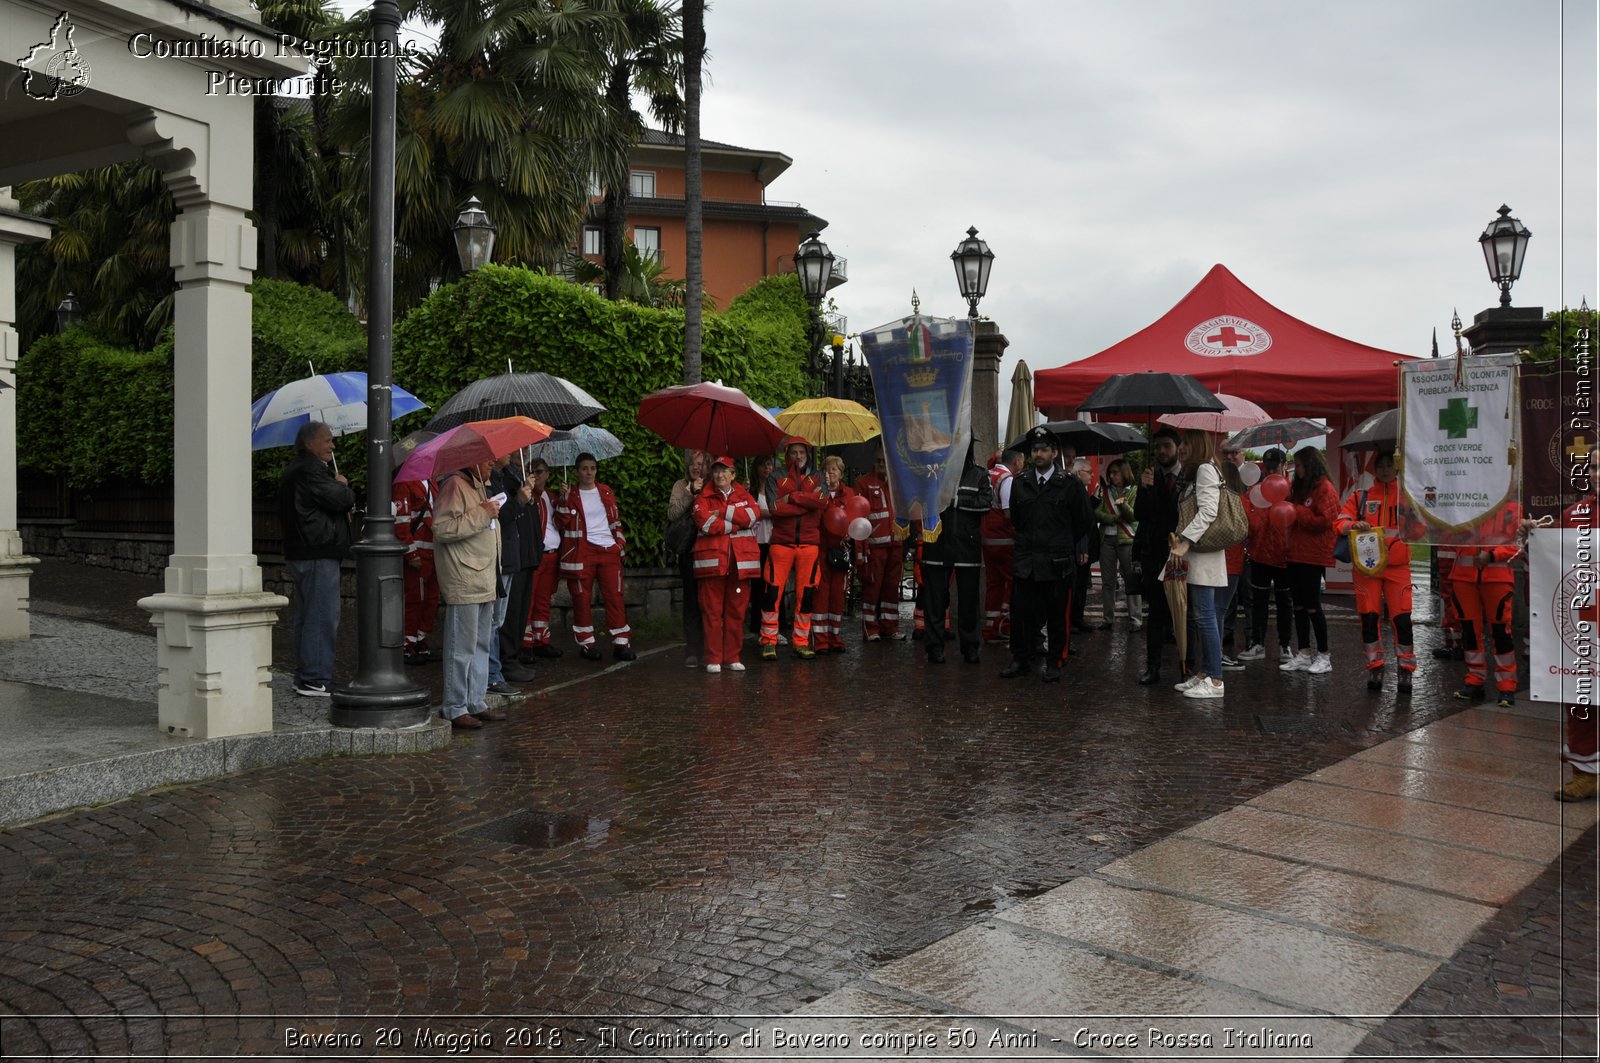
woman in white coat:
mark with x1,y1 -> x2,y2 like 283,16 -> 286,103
1169,428 -> 1229,699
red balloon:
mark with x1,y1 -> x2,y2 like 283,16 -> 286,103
1260,474 -> 1291,505
822,505 -> 852,537
1269,501 -> 1296,529
842,494 -> 872,521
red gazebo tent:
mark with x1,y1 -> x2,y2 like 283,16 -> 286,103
1034,264 -> 1416,419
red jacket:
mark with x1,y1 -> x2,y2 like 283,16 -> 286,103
1246,500 -> 1287,568
854,473 -> 897,547
555,481 -> 625,575
1285,478 -> 1340,567
770,462 -> 825,546
819,484 -> 857,553
1447,501 -> 1524,584
392,479 -> 434,555
691,483 -> 760,579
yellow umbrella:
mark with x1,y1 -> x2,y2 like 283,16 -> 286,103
1005,360 -> 1036,448
775,397 -> 882,446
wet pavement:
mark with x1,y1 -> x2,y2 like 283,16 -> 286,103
0,559 -> 1594,1059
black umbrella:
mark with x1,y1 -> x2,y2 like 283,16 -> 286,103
1008,419 -> 1146,456
427,372 -> 606,432
1339,407 -> 1399,452
1076,372 -> 1226,417
0,378 -> 11,392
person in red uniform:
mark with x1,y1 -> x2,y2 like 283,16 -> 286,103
854,451 -> 900,641
692,455 -> 761,673
813,455 -> 857,653
519,458 -> 564,659
982,448 -> 1023,643
1545,446 -> 1598,801
1279,447 -> 1341,675
760,437 -> 824,660
1431,546 -> 1466,660
557,452 -> 635,661
393,477 -> 439,664
1334,452 -> 1420,693
1448,497 -> 1525,707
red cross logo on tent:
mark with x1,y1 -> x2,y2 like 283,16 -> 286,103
1184,315 -> 1272,357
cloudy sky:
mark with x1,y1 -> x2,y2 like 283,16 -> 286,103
697,0 -> 1596,410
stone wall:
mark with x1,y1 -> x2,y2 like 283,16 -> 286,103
19,521 -> 689,626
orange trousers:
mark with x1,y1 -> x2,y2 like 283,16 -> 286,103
1449,578 -> 1515,693
761,544 -> 819,648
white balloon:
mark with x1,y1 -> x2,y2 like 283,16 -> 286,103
847,516 -> 873,541
1240,461 -> 1262,487
1249,484 -> 1270,509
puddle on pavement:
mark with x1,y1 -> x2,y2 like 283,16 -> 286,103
462,810 -> 611,849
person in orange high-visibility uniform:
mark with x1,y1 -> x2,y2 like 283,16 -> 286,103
691,456 -> 761,673
760,437 -> 825,660
1334,452 -> 1421,693
1448,498 -> 1524,707
981,449 -> 1023,642
393,477 -> 439,663
853,451 -> 901,640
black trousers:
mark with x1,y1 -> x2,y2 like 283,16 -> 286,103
1010,576 -> 1071,667
1250,562 -> 1293,651
921,563 -> 980,658
499,566 -> 535,663
1140,555 -> 1174,671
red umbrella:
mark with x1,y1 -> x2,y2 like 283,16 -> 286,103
637,381 -> 786,456
394,416 -> 553,482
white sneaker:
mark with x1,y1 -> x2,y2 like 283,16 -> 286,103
705,663 -> 722,674
1129,614 -> 1143,629
1174,673 -> 1206,691
1237,643 -> 1266,661
1279,646 -> 1293,663
1184,679 -> 1225,699
1307,653 -> 1333,675
727,661 -> 746,672
1280,652 -> 1313,672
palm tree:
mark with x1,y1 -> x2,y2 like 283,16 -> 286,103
681,0 -> 704,383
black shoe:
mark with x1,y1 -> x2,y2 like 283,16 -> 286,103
1041,666 -> 1062,683
502,662 -> 538,683
962,651 -> 981,664
1367,672 -> 1383,691
1430,647 -> 1455,660
532,644 -> 564,659
486,680 -> 521,696
1072,623 -> 1096,635
613,645 -> 637,662
927,650 -> 945,664
999,661 -> 1028,679
579,645 -> 602,661
1138,669 -> 1161,686
1397,672 -> 1413,694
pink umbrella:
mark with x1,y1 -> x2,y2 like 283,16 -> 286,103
394,416 -> 553,482
1157,393 -> 1270,434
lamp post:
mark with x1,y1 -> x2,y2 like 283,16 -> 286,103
1479,204 -> 1530,309
54,292 -> 82,333
452,197 -> 497,273
795,231 -> 834,393
950,226 -> 994,321
330,0 -> 430,728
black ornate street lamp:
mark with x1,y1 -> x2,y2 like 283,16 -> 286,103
452,196 -> 497,273
330,0 -> 430,728
54,292 -> 82,333
950,226 -> 994,320
1479,204 -> 1530,309
794,231 -> 834,389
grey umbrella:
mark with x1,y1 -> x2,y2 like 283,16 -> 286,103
427,372 -> 606,431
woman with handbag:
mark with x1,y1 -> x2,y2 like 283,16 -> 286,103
666,450 -> 710,667
1095,459 -> 1141,630
1279,446 -> 1341,675
1169,429 -> 1234,699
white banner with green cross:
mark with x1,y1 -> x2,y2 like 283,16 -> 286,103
1398,352 -> 1521,544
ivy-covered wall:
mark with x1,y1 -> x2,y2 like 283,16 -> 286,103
393,266 -> 810,563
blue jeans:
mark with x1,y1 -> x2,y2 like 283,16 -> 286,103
487,574 -> 512,683
1189,583 -> 1225,681
287,558 -> 341,686
441,600 -> 495,720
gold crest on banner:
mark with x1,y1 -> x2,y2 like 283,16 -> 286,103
1350,529 -> 1387,576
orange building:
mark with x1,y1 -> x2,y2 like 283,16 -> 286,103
579,130 -> 843,308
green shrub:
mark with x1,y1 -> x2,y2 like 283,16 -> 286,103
393,265 -> 810,563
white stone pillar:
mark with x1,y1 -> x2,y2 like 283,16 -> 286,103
0,189 -> 49,641
130,109 -> 287,738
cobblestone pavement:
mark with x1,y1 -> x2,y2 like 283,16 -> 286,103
0,560 -> 1588,1058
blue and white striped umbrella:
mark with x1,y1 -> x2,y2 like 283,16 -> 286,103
526,424 -> 625,467
250,371 -> 427,450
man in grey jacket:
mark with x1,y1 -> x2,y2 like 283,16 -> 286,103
432,459 -> 506,729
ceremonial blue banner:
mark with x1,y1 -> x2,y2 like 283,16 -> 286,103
859,311 -> 974,534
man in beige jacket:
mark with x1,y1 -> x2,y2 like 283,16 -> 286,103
432,459 -> 507,729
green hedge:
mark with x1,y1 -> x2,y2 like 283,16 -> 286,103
393,266 -> 811,562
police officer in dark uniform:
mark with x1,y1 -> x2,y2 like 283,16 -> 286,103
919,450 -> 994,664
1000,426 -> 1096,683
